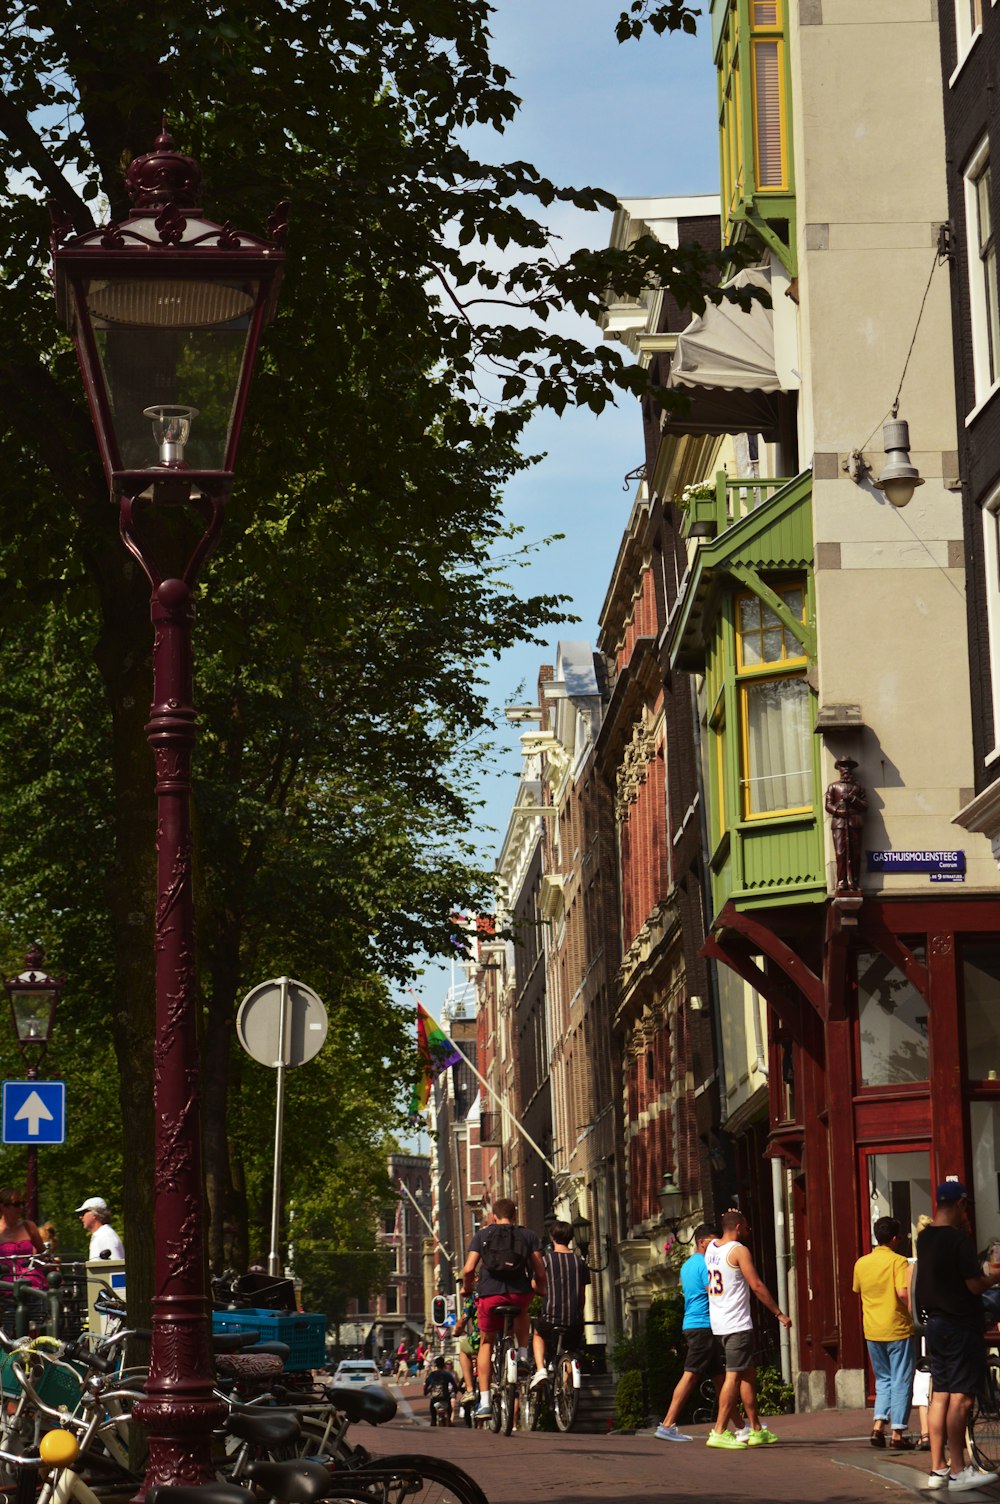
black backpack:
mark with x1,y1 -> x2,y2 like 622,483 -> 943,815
480,1224 -> 531,1279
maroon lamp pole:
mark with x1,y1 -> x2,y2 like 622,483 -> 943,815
3,946 -> 62,1223
50,127 -> 286,1490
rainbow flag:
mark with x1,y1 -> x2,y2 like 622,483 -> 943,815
408,1003 -> 463,1115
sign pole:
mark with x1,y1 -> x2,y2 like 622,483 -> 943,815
267,977 -> 290,1278
236,975 -> 327,1281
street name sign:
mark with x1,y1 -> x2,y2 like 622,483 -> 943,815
2,1081 -> 66,1144
866,850 -> 965,882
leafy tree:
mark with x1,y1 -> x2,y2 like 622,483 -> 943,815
0,0 -> 728,1326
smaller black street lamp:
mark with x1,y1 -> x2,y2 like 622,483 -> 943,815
571,1212 -> 613,1273
3,945 -> 63,1222
658,1171 -> 696,1246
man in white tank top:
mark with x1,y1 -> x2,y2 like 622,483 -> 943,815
705,1209 -> 792,1450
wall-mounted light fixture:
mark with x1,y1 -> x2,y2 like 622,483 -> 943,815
844,412 -> 924,508
873,418 -> 924,508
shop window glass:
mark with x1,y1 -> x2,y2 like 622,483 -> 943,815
971,1102 -> 1000,1234
866,1150 -> 931,1257
963,943 -> 1000,1080
857,946 -> 929,1087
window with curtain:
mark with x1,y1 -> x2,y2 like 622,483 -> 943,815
954,0 -> 984,68
736,583 -> 813,817
982,491 -> 1000,758
965,145 -> 999,400
717,0 -> 744,219
707,632 -> 728,845
751,0 -> 786,191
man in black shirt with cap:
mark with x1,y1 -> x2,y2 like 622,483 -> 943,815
915,1179 -> 1000,1491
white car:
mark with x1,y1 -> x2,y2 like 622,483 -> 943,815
332,1359 -> 383,1386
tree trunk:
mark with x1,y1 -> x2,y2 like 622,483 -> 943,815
204,919 -> 242,1272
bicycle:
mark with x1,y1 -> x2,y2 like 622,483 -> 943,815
522,1324 -> 580,1433
145,1450 -> 487,1504
968,1335 -> 1000,1472
481,1303 -> 521,1436
692,1375 -> 716,1425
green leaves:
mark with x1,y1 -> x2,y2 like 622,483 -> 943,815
616,1 -> 701,42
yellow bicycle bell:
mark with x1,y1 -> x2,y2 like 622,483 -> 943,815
40,1429 -> 80,1467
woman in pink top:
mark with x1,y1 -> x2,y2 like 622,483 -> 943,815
0,1186 -> 46,1289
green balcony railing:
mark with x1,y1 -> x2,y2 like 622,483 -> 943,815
680,471 -> 791,541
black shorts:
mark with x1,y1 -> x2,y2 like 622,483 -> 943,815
926,1317 -> 986,1399
536,1316 -> 583,1354
682,1327 -> 723,1377
718,1329 -> 756,1373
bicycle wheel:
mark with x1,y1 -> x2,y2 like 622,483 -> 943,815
552,1354 -> 578,1433
498,1370 -> 516,1437
487,1339 -> 506,1435
970,1363 -> 1000,1473
521,1375 -> 544,1432
352,1454 -> 488,1504
295,1413 -> 350,1462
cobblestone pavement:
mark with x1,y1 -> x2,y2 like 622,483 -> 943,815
367,1388 -> 1000,1504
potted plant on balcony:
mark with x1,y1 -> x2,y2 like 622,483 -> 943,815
676,480 -> 719,538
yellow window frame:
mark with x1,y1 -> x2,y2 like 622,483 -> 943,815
735,581 -> 812,820
750,19 -> 788,195
734,583 -> 807,675
710,699 -> 727,841
738,672 -> 812,819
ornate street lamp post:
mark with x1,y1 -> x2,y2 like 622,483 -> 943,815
3,945 -> 63,1222
50,126 -> 285,1489
570,1211 -> 613,1274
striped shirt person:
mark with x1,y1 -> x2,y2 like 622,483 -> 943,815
530,1221 -> 590,1388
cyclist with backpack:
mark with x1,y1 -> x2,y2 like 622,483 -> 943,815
461,1197 -> 547,1422
423,1354 -> 459,1425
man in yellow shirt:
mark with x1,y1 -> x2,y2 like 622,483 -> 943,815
852,1216 -> 915,1449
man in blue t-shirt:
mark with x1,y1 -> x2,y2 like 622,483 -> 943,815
655,1223 -> 723,1441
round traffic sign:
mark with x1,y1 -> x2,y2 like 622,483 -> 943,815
236,977 -> 328,1069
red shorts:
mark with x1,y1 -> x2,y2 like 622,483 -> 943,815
476,1292 -> 531,1336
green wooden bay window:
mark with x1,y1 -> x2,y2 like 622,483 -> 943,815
712,0 -> 796,270
671,470 -> 823,913
736,585 -> 812,818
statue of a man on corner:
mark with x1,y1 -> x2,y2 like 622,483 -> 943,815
825,756 -> 867,894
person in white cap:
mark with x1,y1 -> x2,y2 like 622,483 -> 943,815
76,1197 -> 124,1261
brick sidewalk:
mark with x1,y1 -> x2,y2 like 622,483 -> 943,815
366,1400 -> 1000,1504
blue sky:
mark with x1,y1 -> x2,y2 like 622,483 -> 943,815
461,2 -> 721,869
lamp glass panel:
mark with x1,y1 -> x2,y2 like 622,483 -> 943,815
79,276 -> 259,471
11,990 -> 53,1043
881,477 -> 916,508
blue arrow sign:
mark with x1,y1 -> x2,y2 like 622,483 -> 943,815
2,1081 -> 65,1145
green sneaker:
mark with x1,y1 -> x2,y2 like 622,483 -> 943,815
747,1426 -> 779,1446
707,1430 -> 748,1449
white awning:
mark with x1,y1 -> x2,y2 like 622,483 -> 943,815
667,267 -> 779,394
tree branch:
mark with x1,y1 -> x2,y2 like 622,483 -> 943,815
0,90 -> 95,233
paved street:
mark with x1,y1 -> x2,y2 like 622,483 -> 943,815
363,1386 -> 1000,1504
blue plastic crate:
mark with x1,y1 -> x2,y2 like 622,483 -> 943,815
212,1307 -> 326,1371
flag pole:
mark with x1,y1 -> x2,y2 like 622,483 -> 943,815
420,1004 -> 559,1176
398,1176 -> 453,1264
